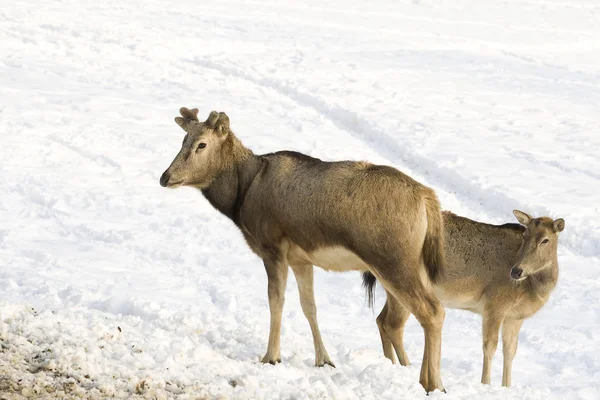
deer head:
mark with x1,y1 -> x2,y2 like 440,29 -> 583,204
510,210 -> 564,281
160,108 -> 232,189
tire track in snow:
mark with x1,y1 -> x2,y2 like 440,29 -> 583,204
183,57 -> 599,258
49,134 -> 122,172
508,150 -> 600,181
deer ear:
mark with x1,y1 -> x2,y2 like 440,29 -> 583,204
513,209 -> 532,226
553,218 -> 565,233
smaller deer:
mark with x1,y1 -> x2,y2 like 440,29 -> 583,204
363,210 -> 564,387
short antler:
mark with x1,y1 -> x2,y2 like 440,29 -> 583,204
174,107 -> 200,129
205,111 -> 230,136
205,111 -> 220,128
180,107 -> 199,121
174,108 -> 230,136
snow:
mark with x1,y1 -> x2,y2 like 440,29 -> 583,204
1,0 -> 599,398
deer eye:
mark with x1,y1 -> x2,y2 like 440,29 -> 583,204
196,143 -> 206,151
541,238 -> 549,244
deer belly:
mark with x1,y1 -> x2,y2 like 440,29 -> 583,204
434,286 -> 484,314
303,246 -> 369,272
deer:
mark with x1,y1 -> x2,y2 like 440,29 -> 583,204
362,210 -> 564,387
159,107 -> 447,393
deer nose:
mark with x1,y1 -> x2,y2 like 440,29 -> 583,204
510,267 -> 523,280
159,171 -> 170,187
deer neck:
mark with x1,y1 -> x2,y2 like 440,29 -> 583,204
200,139 -> 262,225
526,261 -> 559,300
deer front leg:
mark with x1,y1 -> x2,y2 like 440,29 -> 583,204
481,311 -> 504,385
261,258 -> 288,364
501,318 -> 524,387
290,264 -> 335,367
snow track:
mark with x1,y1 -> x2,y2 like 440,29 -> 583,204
1,1 -> 599,399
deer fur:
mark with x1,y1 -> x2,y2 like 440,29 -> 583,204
160,108 -> 447,393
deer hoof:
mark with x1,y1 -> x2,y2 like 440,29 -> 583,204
316,360 -> 336,368
261,356 -> 281,365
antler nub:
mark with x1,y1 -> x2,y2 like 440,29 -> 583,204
174,108 -> 230,135
205,111 -> 220,128
180,107 -> 199,121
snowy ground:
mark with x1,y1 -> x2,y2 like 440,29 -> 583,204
1,0 -> 600,398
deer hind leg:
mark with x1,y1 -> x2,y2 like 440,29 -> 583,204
376,300 -> 396,363
376,268 -> 445,394
481,310 -> 505,385
290,263 -> 334,367
261,257 -> 289,364
377,293 -> 411,366
501,318 -> 524,387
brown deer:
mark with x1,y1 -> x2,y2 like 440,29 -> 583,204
363,210 -> 564,387
160,107 -> 447,393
